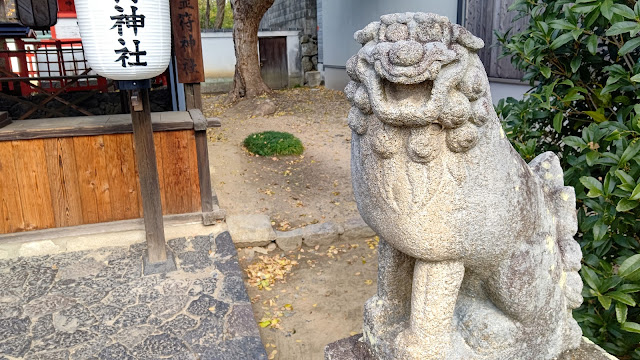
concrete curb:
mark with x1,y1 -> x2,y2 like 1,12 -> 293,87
231,215 -> 377,252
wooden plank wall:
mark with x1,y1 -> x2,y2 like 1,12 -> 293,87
0,130 -> 201,234
464,0 -> 528,80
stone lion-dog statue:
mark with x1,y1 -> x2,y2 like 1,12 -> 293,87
346,12 -> 584,360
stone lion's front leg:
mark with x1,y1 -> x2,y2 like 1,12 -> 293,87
395,260 -> 465,360
363,238 -> 415,357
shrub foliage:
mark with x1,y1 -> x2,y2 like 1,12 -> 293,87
243,131 -> 304,156
497,0 -> 640,357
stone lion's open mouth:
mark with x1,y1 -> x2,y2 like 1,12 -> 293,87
381,78 -> 433,112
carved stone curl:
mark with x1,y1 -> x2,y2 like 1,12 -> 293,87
347,12 -> 583,360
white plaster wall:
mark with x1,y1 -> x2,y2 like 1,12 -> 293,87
488,80 -> 530,104
320,0 -> 459,89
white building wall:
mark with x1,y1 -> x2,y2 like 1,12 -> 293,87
200,30 -> 301,93
319,0 -> 529,103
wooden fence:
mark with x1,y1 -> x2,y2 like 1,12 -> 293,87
0,113 -> 207,234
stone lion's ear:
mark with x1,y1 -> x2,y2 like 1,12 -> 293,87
452,25 -> 485,51
355,21 -> 381,45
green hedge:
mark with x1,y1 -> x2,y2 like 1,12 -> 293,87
497,0 -> 640,358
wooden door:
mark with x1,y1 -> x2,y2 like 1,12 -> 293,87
259,37 -> 288,89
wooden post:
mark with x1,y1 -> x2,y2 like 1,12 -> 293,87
130,88 -> 167,264
169,0 -> 214,218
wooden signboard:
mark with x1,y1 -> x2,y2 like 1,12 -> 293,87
169,0 -> 205,84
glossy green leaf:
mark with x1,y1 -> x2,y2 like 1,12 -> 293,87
563,136 -> 587,148
616,199 -> 639,212
580,176 -> 604,192
608,291 -> 637,306
540,66 -> 551,78
611,4 -> 636,19
616,302 -> 628,323
619,37 -> 640,55
619,254 -> 640,280
570,56 -> 582,73
553,112 -> 563,133
630,183 -> 640,201
606,21 -> 640,36
584,111 -> 607,123
587,34 -> 598,54
601,0 -> 613,19
582,267 -> 601,291
550,32 -> 574,49
620,140 -> 640,164
621,322 -> 640,334
598,295 -> 612,309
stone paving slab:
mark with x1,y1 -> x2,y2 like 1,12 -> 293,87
0,231 -> 267,360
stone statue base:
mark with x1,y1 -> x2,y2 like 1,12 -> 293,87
324,335 -> 617,360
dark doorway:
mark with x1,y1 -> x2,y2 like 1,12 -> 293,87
259,37 -> 288,89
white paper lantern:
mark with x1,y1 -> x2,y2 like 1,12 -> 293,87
75,0 -> 171,81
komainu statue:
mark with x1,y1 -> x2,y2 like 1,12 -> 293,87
346,13 -> 584,360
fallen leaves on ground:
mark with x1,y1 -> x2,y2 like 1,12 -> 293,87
366,236 -> 380,250
246,255 -> 298,291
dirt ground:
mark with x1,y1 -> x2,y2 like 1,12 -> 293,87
202,88 -> 379,360
203,88 -> 360,231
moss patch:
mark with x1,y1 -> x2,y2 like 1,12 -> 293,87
243,131 -> 304,157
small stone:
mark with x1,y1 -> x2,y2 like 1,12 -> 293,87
194,336 -> 267,360
302,57 -> 314,72
32,314 -> 55,339
160,314 -> 198,337
302,222 -> 344,247
300,34 -> 311,43
226,215 -> 276,248
214,258 -> 242,278
184,316 -> 225,347
191,235 -> 213,252
226,304 -> 260,338
177,251 -> 212,273
275,229 -> 303,251
214,232 -> 237,258
187,295 -> 230,318
150,295 -> 189,319
112,304 -> 151,328
98,343 -> 134,360
340,217 -> 377,242
0,317 -> 30,338
111,325 -> 154,349
251,100 -> 277,117
0,335 -> 31,357
57,259 -> 104,280
302,42 -> 318,56
167,238 -> 188,253
54,304 -> 96,332
132,334 -> 194,359
188,277 -> 218,297
89,304 -> 122,323
218,276 -> 250,303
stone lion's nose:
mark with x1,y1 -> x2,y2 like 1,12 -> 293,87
389,41 -> 424,67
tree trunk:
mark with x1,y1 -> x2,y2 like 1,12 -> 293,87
229,0 -> 274,102
213,0 -> 226,29
205,0 -> 211,29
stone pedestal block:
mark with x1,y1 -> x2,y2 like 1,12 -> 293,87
305,71 -> 323,87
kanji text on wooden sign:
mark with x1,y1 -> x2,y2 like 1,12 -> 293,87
170,0 -> 205,83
